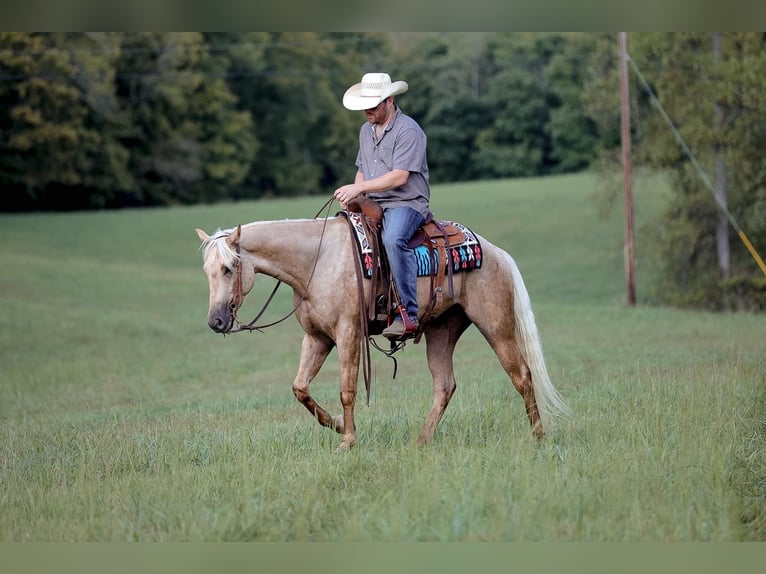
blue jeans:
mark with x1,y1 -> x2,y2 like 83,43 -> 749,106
381,206 -> 425,321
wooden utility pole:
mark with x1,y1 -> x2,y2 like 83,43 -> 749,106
619,32 -> 636,306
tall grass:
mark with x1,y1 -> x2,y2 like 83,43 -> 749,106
0,172 -> 763,541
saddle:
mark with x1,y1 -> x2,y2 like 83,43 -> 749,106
345,196 -> 465,342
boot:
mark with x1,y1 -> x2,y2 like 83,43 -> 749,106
382,316 -> 419,340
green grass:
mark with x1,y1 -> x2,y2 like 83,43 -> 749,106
0,172 -> 764,541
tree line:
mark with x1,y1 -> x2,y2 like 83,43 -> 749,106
0,32 -> 604,210
1,32 -> 764,311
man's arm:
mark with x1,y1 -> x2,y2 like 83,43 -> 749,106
335,169 -> 409,208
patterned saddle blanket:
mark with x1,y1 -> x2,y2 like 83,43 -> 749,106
345,211 -> 483,279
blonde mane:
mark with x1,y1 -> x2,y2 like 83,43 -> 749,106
199,228 -> 240,270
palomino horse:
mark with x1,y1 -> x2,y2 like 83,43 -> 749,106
195,214 -> 569,452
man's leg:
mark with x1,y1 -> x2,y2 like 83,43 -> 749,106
381,206 -> 424,337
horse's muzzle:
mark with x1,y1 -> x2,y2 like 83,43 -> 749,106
208,309 -> 234,333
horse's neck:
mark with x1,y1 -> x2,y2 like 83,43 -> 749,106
239,218 -> 339,290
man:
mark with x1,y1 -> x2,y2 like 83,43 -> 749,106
334,72 -> 432,340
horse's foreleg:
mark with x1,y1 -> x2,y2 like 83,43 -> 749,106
418,311 -> 470,444
292,333 -> 340,432
334,332 -> 361,453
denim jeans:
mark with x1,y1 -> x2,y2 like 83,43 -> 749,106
381,206 -> 425,321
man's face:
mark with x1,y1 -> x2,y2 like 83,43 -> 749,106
364,99 -> 390,125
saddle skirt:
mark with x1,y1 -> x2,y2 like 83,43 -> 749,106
344,211 -> 483,279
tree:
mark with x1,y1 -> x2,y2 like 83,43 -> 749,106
468,33 -> 599,179
473,34 -> 550,178
0,33 -> 258,210
0,32 -> 131,210
389,33 -> 493,183
56,33 -> 134,209
544,33 -> 600,173
216,32 -> 386,199
114,32 -> 257,206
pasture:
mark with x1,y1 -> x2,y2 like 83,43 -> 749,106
0,172 -> 764,542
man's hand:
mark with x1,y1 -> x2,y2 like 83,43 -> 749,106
334,169 -> 408,209
334,183 -> 364,210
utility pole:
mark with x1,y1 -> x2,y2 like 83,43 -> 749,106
619,32 -> 636,306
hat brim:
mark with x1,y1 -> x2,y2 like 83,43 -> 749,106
342,80 -> 409,110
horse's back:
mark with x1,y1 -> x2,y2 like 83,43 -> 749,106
450,233 -> 514,292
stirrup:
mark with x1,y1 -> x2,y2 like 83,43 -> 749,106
382,306 -> 419,341
396,304 -> 418,332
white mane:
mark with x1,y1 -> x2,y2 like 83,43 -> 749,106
200,228 -> 240,270
199,217 -> 340,270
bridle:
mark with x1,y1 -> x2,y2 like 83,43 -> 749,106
226,239 -> 293,333
224,196 -> 335,334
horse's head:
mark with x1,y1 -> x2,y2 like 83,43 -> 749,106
195,225 -> 256,333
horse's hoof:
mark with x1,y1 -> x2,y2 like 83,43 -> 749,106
334,438 -> 356,453
331,415 -> 344,434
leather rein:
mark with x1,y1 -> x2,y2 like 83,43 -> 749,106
225,196 -> 335,334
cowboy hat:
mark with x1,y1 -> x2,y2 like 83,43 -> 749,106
342,72 -> 409,111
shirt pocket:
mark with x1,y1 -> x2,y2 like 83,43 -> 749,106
374,138 -> 396,172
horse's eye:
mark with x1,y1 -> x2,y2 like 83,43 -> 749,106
222,267 -> 232,276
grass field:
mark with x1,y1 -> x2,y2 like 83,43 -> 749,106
0,172 -> 764,542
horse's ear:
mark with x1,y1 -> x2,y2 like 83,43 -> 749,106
195,228 -> 209,243
227,225 -> 242,247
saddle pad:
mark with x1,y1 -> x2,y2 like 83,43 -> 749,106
345,212 -> 482,279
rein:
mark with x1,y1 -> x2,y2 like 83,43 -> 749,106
226,196 -> 336,334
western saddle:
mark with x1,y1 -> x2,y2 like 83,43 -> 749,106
344,196 -> 466,343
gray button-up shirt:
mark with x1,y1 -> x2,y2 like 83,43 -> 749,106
355,107 -> 431,220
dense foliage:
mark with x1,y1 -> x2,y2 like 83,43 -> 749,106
0,32 -> 601,210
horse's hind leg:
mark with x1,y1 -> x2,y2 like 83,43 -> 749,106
292,333 -> 342,432
418,309 -> 471,444
481,327 -> 543,438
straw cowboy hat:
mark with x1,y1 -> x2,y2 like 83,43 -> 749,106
342,72 -> 409,111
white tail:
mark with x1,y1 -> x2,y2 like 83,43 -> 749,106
506,253 -> 571,425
